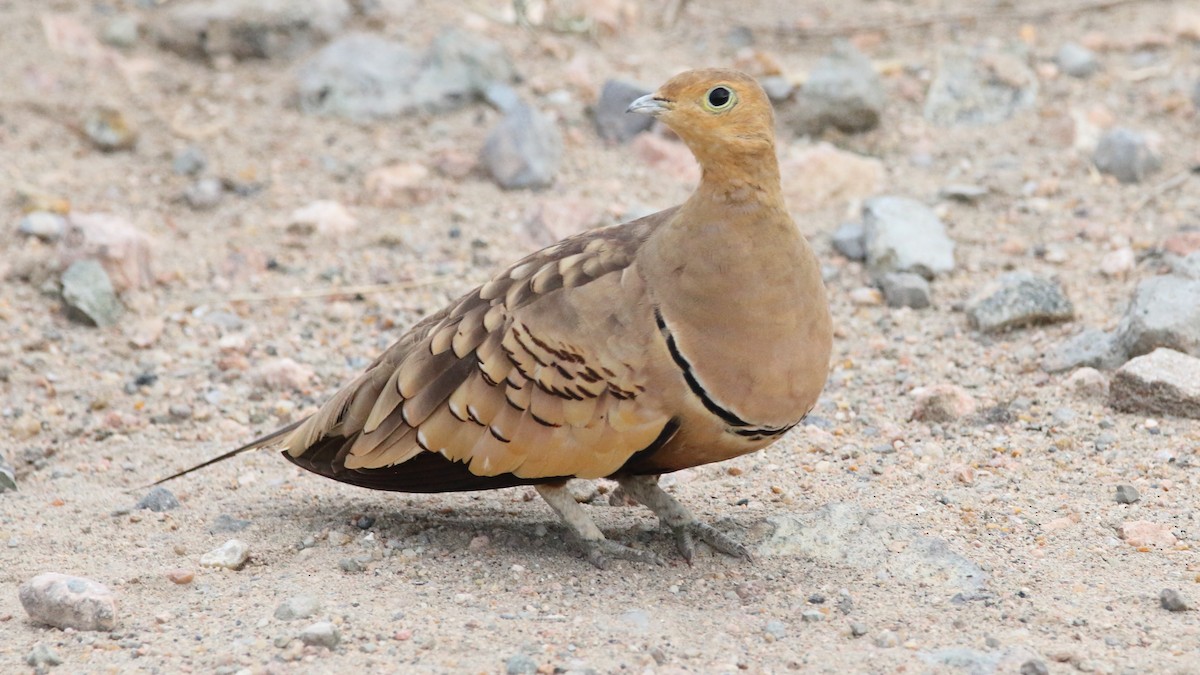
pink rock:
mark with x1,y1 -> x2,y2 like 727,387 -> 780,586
364,162 -> 434,207
1043,513 -> 1080,533
19,573 -> 118,631
910,384 -> 978,422
1163,232 -> 1200,257
630,132 -> 700,185
59,212 -> 154,291
522,197 -> 602,248
252,357 -> 314,391
780,143 -> 884,212
1120,520 -> 1177,547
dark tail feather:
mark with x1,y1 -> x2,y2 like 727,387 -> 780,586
143,419 -> 307,488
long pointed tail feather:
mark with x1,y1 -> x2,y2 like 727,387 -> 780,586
143,418 -> 306,488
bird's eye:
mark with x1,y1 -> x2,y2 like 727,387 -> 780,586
703,85 -> 736,112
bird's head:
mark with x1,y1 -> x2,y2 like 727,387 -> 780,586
627,68 -> 776,165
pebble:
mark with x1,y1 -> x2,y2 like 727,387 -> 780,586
135,486 -> 180,512
759,75 -> 793,102
850,622 -> 868,637
168,403 -> 193,420
1114,485 -> 1140,504
102,14 -> 140,48
184,178 -> 224,211
300,620 -> 340,649
17,211 -> 67,241
364,163 -> 433,208
938,184 -> 989,203
83,107 -> 137,152
879,272 -> 932,309
154,0 -> 351,60
875,629 -> 899,648
1021,659 -> 1050,675
200,539 -> 250,569
0,454 -> 15,493
288,200 -> 358,236
26,643 -> 63,668
1064,367 -> 1109,400
339,557 -> 364,573
167,569 -> 195,585
1056,42 -> 1100,78
849,287 -> 883,306
1115,275 -> 1200,360
1093,128 -> 1162,184
764,619 -> 787,638
1168,251 -> 1200,280
480,102 -> 562,190
831,221 -> 866,261
1118,520 -> 1176,548
1160,588 -> 1192,612
862,196 -> 956,280
61,260 -> 123,328
1100,247 -> 1135,279
252,358 -> 314,391
172,146 -> 208,176
506,653 -> 539,674
788,40 -> 886,134
1109,349 -> 1200,419
1042,329 -> 1124,373
274,595 -> 321,621
210,514 -> 251,533
924,45 -> 1037,126
911,384 -> 977,423
60,212 -> 155,291
19,573 -> 118,631
593,80 -> 653,143
966,271 -> 1074,333
800,609 -> 825,622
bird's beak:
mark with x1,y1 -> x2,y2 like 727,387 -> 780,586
626,94 -> 669,117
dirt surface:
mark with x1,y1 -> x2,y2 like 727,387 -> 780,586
2,0 -> 1200,672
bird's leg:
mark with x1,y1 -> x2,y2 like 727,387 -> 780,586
535,483 -> 663,569
617,474 -> 752,563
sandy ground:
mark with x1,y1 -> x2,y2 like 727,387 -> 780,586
2,0 -> 1200,672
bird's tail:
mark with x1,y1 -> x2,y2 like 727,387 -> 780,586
144,418 -> 306,487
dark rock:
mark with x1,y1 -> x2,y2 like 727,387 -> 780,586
879,272 -> 932,309
966,271 -> 1074,333
1042,329 -> 1125,373
135,486 -> 180,512
593,80 -> 653,143
1114,485 -> 1140,504
1094,128 -> 1162,184
831,222 -> 866,261
1020,660 -> 1050,675
924,45 -> 1037,126
788,40 -> 885,134
1109,348 -> 1200,419
480,103 -> 562,190
1161,588 -> 1192,612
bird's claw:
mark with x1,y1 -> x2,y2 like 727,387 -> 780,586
671,521 -> 753,563
578,538 -> 665,570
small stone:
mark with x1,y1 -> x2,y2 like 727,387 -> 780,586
135,486 -> 180,512
506,653 -> 539,674
18,211 -> 67,241
300,620 -> 340,649
168,403 -> 193,420
593,80 -> 653,143
60,212 -> 155,291
875,629 -> 899,648
1119,520 -> 1177,547
862,196 -> 956,280
1109,349 -> 1200,419
966,271 -> 1074,333
1065,367 -> 1109,400
879,272 -> 931,309
1100,247 -> 1136,279
1160,588 -> 1192,612
481,102 -> 562,190
1056,42 -> 1100,78
184,178 -> 223,211
1093,128 -> 1162,184
102,14 -> 140,48
924,45 -> 1037,126
83,107 -> 136,152
1114,485 -> 1140,504
19,573 -> 118,631
849,287 -> 883,306
911,384 -> 977,423
61,260 -> 123,328
200,539 -> 250,569
938,184 -> 989,203
172,146 -> 207,175
1020,659 -> 1051,675
339,557 -> 364,573
849,622 -> 868,637
831,222 -> 866,261
251,358 -> 314,391
1115,276 -> 1200,360
788,40 -> 885,134
210,514 -> 251,533
1042,329 -> 1124,373
26,643 -> 63,668
288,200 -> 358,236
0,456 -> 15,493
764,619 -> 787,639
364,163 -> 433,208
274,595 -> 321,621
166,569 -> 194,585
800,609 -> 825,622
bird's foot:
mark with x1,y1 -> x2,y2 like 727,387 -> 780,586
536,482 -> 662,569
618,474 -> 752,564
670,520 -> 752,564
577,538 -> 664,570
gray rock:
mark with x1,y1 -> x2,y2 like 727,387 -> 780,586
831,222 -> 866,261
1109,348 -> 1200,419
210,514 -> 252,533
172,146 -> 208,176
1116,275 -> 1200,358
966,271 -> 1074,333
102,14 -> 140,49
1193,78 -> 1200,110
879,272 -> 931,309
875,630 -> 900,648
1115,485 -> 1140,504
26,643 -> 63,667
1042,329 -> 1125,373
789,40 -> 885,134
299,620 -> 340,648
1093,128 -> 1162,184
61,260 -> 123,328
756,503 -> 987,596
1056,42 -> 1099,78
18,211 -> 67,241
849,622 -> 868,637
1167,251 -> 1200,280
200,539 -> 250,569
618,609 -> 651,630
19,573 -> 118,631
1161,588 -> 1192,612
184,178 -> 223,210
0,455 -> 15,493
938,184 -> 989,203
920,647 -> 1001,675
135,486 -> 180,512
154,0 -> 350,60
506,653 -> 538,674
1020,659 -> 1050,675
800,609 -> 825,622
83,107 -> 136,152
481,103 -> 562,190
764,619 -> 787,638
924,45 -> 1038,126
759,75 -> 794,103
862,196 -> 956,280
593,80 -> 653,143
415,29 -> 517,109
274,594 -> 321,621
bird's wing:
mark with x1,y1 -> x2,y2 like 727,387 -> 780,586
279,208 -> 678,487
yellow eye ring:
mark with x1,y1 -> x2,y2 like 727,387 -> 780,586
703,85 -> 737,112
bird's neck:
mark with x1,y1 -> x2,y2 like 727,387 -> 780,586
688,149 -> 783,210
